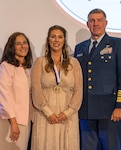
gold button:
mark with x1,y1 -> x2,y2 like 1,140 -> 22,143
88,86 -> 92,89
88,77 -> 92,81
88,69 -> 92,73
88,61 -> 92,65
105,60 -> 108,62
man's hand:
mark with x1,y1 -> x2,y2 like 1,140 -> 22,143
111,108 -> 121,121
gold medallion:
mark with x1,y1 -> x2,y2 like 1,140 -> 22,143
54,86 -> 60,93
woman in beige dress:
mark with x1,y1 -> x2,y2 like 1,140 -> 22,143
0,32 -> 33,150
31,25 -> 83,150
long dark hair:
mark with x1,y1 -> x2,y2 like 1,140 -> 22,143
45,25 -> 72,75
1,32 -> 33,68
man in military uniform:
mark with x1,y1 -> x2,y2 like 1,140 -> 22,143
74,8 -> 121,150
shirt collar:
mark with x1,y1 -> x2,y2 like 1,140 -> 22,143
90,33 -> 105,44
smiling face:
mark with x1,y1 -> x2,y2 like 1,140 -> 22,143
15,35 -> 29,62
48,29 -> 65,53
87,12 -> 107,40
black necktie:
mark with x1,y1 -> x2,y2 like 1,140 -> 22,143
90,41 -> 97,57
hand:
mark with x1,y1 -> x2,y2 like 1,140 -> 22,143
47,113 -> 58,124
111,108 -> 121,121
57,112 -> 67,123
9,118 -> 20,142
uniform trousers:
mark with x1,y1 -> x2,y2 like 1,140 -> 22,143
80,119 -> 121,150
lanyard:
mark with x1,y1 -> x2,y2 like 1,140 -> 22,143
53,55 -> 63,85
53,64 -> 61,85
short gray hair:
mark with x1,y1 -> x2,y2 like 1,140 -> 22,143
88,8 -> 106,20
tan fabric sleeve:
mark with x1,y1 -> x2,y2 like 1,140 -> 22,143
63,57 -> 83,118
31,57 -> 54,117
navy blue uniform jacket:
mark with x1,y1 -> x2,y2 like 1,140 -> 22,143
74,33 -> 121,119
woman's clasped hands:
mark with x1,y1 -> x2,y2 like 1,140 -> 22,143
47,112 -> 67,124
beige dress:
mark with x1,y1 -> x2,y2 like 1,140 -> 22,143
31,56 -> 83,150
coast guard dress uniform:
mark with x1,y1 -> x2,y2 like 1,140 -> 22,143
74,33 -> 121,150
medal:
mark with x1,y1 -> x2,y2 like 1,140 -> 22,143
54,86 -> 60,93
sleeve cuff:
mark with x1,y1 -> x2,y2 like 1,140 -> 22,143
116,90 -> 121,108
41,106 -> 54,118
63,107 -> 75,118
116,90 -> 121,102
116,102 -> 121,108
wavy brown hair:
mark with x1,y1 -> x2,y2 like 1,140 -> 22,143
45,25 -> 72,75
1,32 -> 33,68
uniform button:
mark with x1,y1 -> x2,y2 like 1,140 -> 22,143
88,77 -> 92,81
88,61 -> 92,65
88,69 -> 92,73
88,86 -> 92,89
